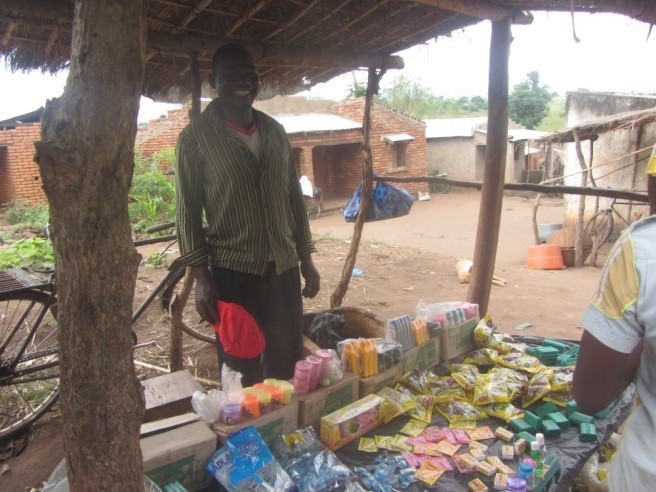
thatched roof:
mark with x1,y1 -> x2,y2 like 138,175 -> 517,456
2,1 -> 655,102
535,106 -> 656,143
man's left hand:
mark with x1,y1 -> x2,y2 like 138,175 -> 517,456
300,256 -> 320,298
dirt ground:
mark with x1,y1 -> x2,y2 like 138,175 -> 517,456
1,189 -> 608,491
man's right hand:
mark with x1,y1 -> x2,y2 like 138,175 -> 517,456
192,266 -> 220,324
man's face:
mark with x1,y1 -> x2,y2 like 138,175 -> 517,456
214,55 -> 260,113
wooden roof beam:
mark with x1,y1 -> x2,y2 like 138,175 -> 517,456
318,0 -> 394,43
2,20 -> 15,46
44,27 -> 58,56
411,0 -> 533,23
226,0 -> 273,37
172,0 -> 214,35
287,0 -> 353,42
264,0 -> 321,41
147,31 -> 404,70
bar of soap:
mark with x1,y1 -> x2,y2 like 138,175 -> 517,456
510,418 -> 532,434
534,402 -> 558,418
468,478 -> 489,492
564,400 -> 579,416
546,411 -> 570,430
580,422 -> 598,442
514,431 -> 536,444
494,426 -> 514,442
569,411 -> 594,425
541,419 -> 562,437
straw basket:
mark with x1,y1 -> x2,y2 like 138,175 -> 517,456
547,227 -> 593,267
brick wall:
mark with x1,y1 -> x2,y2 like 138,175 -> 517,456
335,98 -> 428,195
135,105 -> 191,169
0,123 -> 47,205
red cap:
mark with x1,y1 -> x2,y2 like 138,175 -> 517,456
212,300 -> 265,359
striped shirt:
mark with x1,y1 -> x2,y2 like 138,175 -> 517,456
174,99 -> 316,275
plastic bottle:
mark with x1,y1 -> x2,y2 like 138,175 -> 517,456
242,390 -> 261,418
293,359 -> 312,395
536,432 -> 547,453
530,440 -> 544,478
253,383 -> 283,409
507,475 -> 528,492
518,461 -> 536,491
264,378 -> 294,405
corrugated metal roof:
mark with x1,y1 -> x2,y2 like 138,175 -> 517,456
383,133 -> 414,143
424,117 -> 487,139
272,113 -> 361,134
508,129 -> 548,141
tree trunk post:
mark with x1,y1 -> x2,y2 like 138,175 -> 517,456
34,1 -> 146,489
330,66 -> 384,308
467,16 -> 511,316
573,130 -> 589,267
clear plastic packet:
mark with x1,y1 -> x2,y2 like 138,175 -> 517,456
446,363 -> 479,391
206,426 -> 294,491
435,401 -> 487,423
191,388 -> 227,424
385,315 -> 415,351
471,373 -> 513,406
376,386 -> 417,421
462,348 -> 499,367
272,426 -> 356,492
481,402 -> 525,423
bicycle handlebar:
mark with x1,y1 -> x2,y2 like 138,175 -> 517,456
145,222 -> 176,233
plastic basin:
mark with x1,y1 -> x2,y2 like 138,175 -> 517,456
527,244 -> 566,270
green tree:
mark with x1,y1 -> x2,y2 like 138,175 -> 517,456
380,75 -> 441,119
509,71 -> 554,129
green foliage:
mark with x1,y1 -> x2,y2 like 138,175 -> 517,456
143,251 -> 168,267
2,200 -> 49,228
537,97 -> 566,132
129,148 -> 176,230
0,237 -> 55,270
509,71 -> 554,129
379,75 -> 487,119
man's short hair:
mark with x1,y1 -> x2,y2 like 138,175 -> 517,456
209,43 -> 256,85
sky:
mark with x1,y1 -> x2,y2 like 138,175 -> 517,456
1,11 -> 654,123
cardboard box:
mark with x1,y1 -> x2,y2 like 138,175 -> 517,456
359,363 -> 404,396
402,337 -> 441,372
142,370 -> 203,423
441,317 -> 479,361
140,412 -> 201,438
141,421 -> 217,492
211,401 -> 299,446
320,394 -> 386,450
296,371 -> 359,430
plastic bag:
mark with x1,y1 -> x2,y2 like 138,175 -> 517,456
342,181 -> 415,223
206,426 -> 295,491
272,426 -> 357,491
305,313 -> 345,351
191,388 -> 226,423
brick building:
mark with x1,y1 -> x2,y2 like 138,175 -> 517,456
0,121 -> 46,205
135,97 -> 429,200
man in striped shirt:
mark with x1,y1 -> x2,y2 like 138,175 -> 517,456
175,44 -> 320,386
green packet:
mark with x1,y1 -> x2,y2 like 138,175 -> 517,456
358,437 -> 378,453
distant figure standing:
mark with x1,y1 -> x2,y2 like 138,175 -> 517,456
174,43 -> 320,386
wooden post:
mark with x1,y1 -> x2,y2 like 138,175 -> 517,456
466,17 -> 511,316
169,51 -> 203,372
330,66 -> 384,308
573,130 -> 589,267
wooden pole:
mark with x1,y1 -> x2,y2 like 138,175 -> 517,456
466,17 -> 511,316
573,130 -> 589,267
169,51 -> 202,372
330,66 -> 384,308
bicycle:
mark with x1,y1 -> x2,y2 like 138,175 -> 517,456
0,224 -> 211,439
584,198 -> 645,246
304,187 -> 323,220
428,170 -> 451,194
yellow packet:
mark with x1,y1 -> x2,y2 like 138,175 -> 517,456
358,437 -> 378,453
399,419 -> 427,437
481,402 -> 524,423
375,435 -> 393,450
450,420 -> 477,429
466,426 -> 495,441
549,366 -> 575,393
408,403 -> 432,424
543,390 -> 575,407
436,401 -> 487,423
415,461 -> 445,486
435,440 -> 461,456
413,442 -> 443,457
390,434 -> 413,452
521,370 -> 553,408
496,352 -> 545,374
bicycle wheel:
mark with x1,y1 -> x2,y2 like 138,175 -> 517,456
585,210 -> 613,246
160,271 -> 215,343
0,290 -> 60,439
307,201 -> 321,220
430,181 -> 451,194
